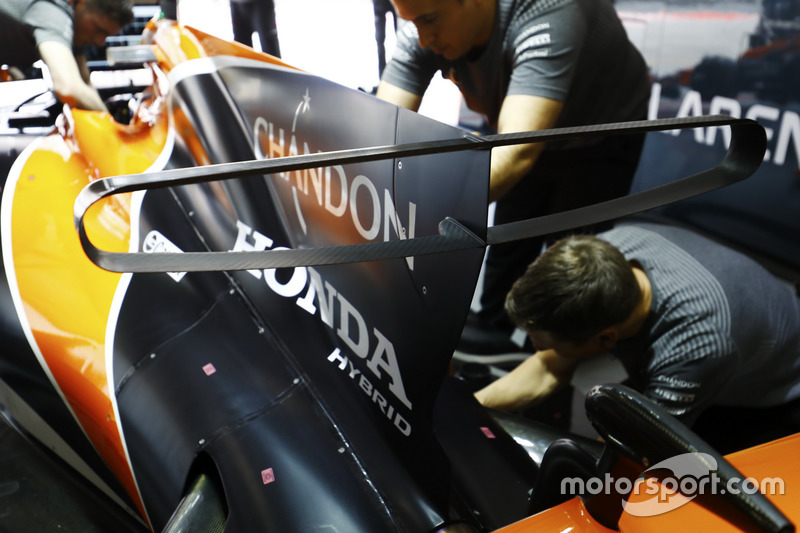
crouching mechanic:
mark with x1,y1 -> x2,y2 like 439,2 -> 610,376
475,220 -> 800,453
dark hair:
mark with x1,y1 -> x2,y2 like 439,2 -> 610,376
504,234 -> 641,344
86,0 -> 134,26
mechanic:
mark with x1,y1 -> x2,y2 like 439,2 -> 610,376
0,0 -> 133,112
475,220 -> 800,453
376,0 -> 651,352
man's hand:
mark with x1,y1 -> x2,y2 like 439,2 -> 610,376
38,41 -> 108,112
474,349 -> 577,411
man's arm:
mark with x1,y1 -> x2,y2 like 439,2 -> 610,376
375,80 -> 423,112
489,94 -> 563,202
75,53 -> 93,84
474,348 -> 577,411
38,41 -> 108,112
377,83 -> 564,202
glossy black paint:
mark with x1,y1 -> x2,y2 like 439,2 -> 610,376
108,59 -> 526,531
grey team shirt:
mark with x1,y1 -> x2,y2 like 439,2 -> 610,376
602,222 -> 800,425
381,0 -> 650,132
0,0 -> 74,51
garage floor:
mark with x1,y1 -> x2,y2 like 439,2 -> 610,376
0,413 -> 148,533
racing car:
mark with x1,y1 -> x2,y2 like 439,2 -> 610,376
0,8 -> 797,533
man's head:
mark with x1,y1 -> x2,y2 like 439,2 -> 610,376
505,234 -> 641,357
391,0 -> 495,60
73,0 -> 133,48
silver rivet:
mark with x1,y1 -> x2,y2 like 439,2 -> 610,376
397,161 -> 403,170
150,353 -> 156,359
338,447 -> 345,454
199,439 -> 205,446
422,286 -> 427,295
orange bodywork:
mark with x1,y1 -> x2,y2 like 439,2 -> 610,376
144,18 -> 291,72
495,498 -> 616,533
619,434 -> 800,531
496,433 -> 800,532
6,109 -> 168,518
1,19 -> 287,521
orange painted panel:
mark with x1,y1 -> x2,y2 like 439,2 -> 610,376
493,434 -> 800,532
7,104 -> 169,520
144,17 -> 294,73
494,498 -> 616,533
618,434 -> 800,532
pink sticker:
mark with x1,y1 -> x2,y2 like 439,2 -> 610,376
480,426 -> 496,439
261,467 -> 275,485
202,363 -> 216,376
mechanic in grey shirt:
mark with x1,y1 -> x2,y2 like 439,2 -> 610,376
377,0 -> 651,344
476,220 -> 800,452
0,0 -> 133,111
